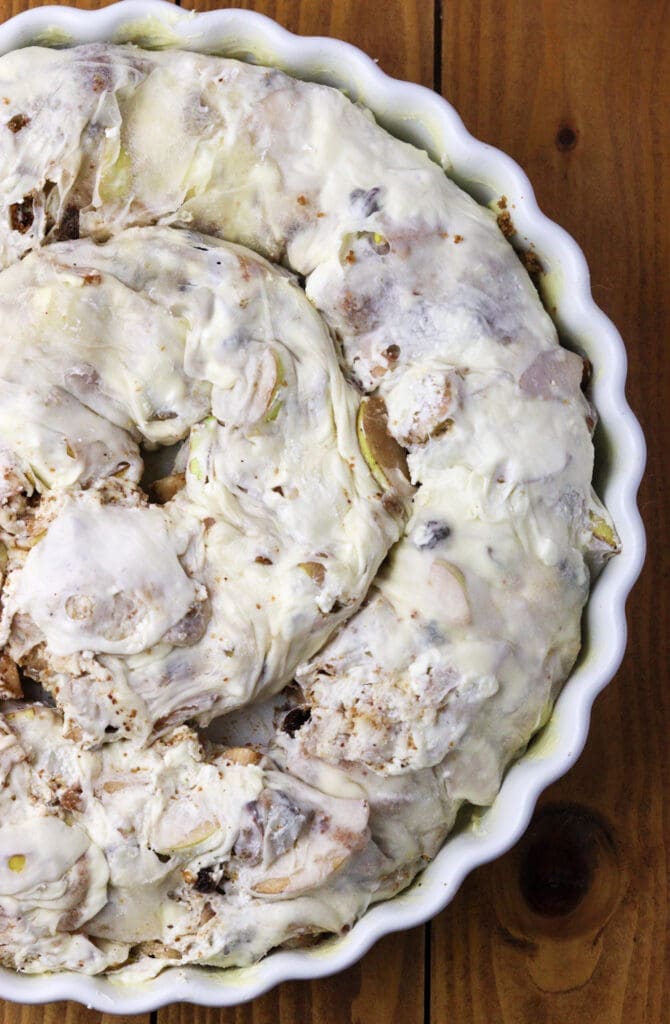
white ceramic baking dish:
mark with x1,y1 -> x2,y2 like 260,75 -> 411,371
0,1 -> 646,1012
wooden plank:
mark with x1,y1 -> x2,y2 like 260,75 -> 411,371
160,926 -> 425,1024
0,1001 -> 148,1024
180,0 -> 435,87
435,2 -> 668,1022
5,0 -> 175,16
7,1 -> 664,1022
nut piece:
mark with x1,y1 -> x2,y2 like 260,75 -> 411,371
102,780 -> 128,794
149,473 -> 186,504
222,747 -> 262,766
163,598 -> 211,648
298,561 -> 326,586
253,875 -> 290,894
132,941 -> 181,961
0,651 -> 22,699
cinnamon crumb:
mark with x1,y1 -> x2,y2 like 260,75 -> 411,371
60,786 -> 83,812
497,211 -> 515,238
520,248 -> 543,277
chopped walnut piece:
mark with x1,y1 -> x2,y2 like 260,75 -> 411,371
0,652 -> 22,699
149,473 -> 186,504
253,875 -> 290,894
222,746 -> 262,766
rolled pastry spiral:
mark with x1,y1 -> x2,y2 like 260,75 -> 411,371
0,44 -> 619,978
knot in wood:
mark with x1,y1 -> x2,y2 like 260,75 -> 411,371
519,803 -> 603,917
556,124 -> 578,151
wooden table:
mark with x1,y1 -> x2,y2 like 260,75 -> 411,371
0,2 -> 666,1022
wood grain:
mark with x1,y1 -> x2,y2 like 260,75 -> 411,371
5,0 -> 174,15
178,0 -> 434,87
159,926 -> 425,1024
0,2 -> 666,1023
0,1002 -> 148,1024
434,2 -> 669,1022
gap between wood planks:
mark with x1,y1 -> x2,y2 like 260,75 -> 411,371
428,3 -> 441,1000
433,0 -> 442,94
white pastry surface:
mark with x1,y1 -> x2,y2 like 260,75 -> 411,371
0,43 -> 619,976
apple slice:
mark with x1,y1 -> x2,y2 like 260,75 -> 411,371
153,818 -> 220,855
298,561 -> 326,586
588,510 -> 620,551
357,396 -> 413,496
428,559 -> 471,627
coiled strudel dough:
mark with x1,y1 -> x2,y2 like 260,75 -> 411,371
0,43 -> 619,977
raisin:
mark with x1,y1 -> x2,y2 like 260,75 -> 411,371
55,205 -> 79,241
281,706 -> 312,738
7,113 -> 29,133
9,196 -> 34,234
350,186 -> 383,217
417,520 -> 451,549
193,867 -> 217,893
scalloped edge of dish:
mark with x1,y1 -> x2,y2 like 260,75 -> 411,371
0,1 -> 646,1012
